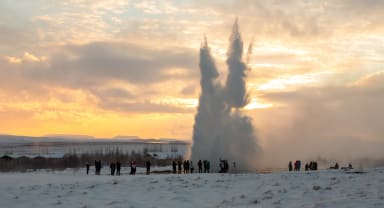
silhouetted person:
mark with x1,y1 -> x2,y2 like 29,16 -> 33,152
95,160 -> 102,175
294,160 -> 301,171
198,160 -> 203,173
94,160 -> 98,175
207,161 -> 210,173
219,159 -> 228,173
177,160 -> 182,174
183,160 -> 187,174
309,161 -> 315,170
348,163 -> 353,169
172,160 -> 177,174
203,160 -> 207,173
130,161 -> 136,175
334,163 -> 339,169
309,161 -> 313,170
110,162 -> 116,176
288,161 -> 292,172
298,160 -> 301,171
305,163 -> 309,171
116,161 -> 121,175
185,160 -> 190,174
99,160 -> 102,175
146,160 -> 151,175
86,163 -> 90,175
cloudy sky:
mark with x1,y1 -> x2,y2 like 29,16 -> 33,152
1,0 -> 384,158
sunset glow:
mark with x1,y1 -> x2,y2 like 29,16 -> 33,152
1,0 -> 384,142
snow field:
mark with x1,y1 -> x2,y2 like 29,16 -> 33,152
1,167 -> 384,208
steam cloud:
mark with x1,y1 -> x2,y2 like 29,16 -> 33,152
190,20 -> 261,171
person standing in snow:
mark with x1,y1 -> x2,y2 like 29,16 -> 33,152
185,160 -> 190,174
172,160 -> 177,174
207,160 -> 210,173
98,160 -> 102,174
298,160 -> 301,171
86,163 -> 90,175
146,160 -> 151,175
110,162 -> 116,176
95,160 -> 102,175
116,161 -> 121,175
224,160 -> 229,173
94,160 -> 98,175
183,160 -> 187,174
178,160 -> 182,174
294,160 -> 298,171
130,161 -> 135,175
198,160 -> 203,173
288,161 -> 292,171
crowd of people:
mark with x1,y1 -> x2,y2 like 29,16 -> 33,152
305,161 -> 318,171
288,160 -> 301,171
171,160 -> 212,174
289,160 -> 318,172
87,158 -> 357,175
108,161 -> 121,176
86,159 -> 226,176
289,160 -> 353,172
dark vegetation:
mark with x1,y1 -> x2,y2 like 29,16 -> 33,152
0,151 -> 181,172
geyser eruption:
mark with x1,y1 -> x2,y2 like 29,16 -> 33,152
190,20 -> 261,171
225,19 -> 249,108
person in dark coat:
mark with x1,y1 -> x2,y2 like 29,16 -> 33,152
198,160 -> 203,173
297,160 -> 301,171
95,160 -> 98,175
288,161 -> 292,171
95,160 -> 102,175
172,160 -> 177,174
86,163 -> 90,175
334,163 -> 339,169
110,162 -> 116,176
177,160 -> 182,174
146,160 -> 151,175
185,160 -> 190,174
183,160 -> 187,174
224,160 -> 229,173
98,160 -> 102,174
294,160 -> 299,171
116,161 -> 121,175
130,161 -> 136,175
314,162 -> 318,170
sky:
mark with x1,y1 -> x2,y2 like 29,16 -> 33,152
1,0 -> 384,160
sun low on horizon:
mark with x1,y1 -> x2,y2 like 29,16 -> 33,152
1,0 -> 384,152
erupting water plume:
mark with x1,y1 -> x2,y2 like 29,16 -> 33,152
190,20 -> 261,171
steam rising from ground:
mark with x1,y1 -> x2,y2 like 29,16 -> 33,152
190,20 -> 261,171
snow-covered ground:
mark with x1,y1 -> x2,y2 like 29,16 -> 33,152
1,167 -> 384,208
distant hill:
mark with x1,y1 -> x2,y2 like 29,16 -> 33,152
0,134 -> 189,144
43,134 -> 95,139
